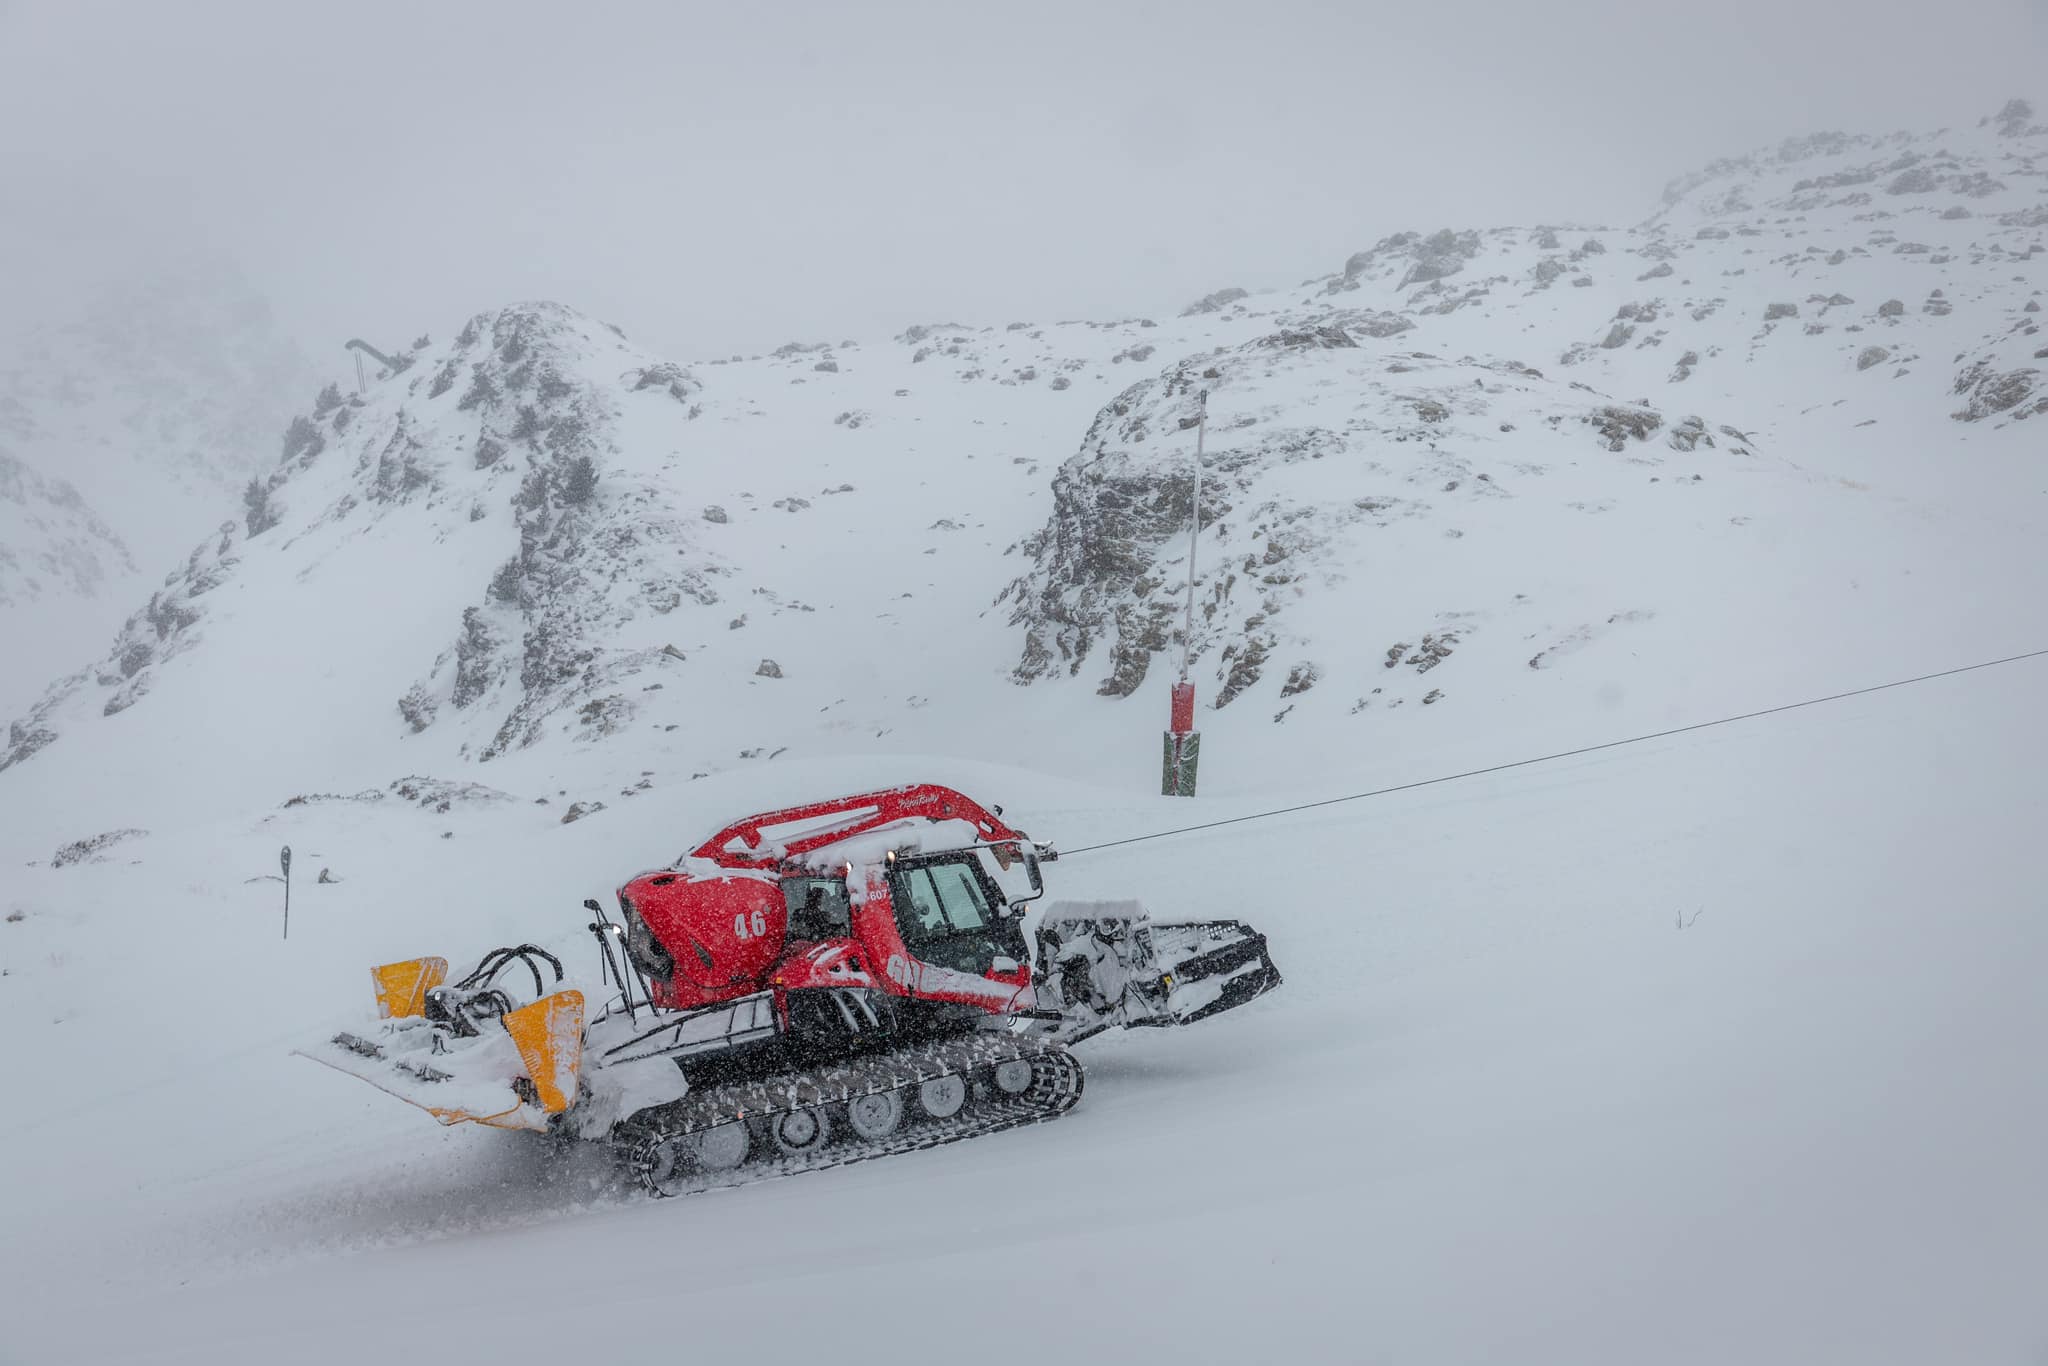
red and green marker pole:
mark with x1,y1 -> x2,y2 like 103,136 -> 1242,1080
1162,390 -> 1206,798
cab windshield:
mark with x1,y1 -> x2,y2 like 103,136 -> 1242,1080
889,858 -> 1010,974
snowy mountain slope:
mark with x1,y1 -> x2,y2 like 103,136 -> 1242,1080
1,307 -> 731,783
6,107 -> 2044,830
3,102 -> 2041,833
1,102 -> 2045,1365
997,100 -> 2046,749
1262,102 -> 2047,461
0,263 -> 316,712
0,296 -> 1303,822
0,444 -> 133,612
1002,327 -> 1764,705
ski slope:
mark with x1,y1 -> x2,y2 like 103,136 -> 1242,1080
3,677 -> 2045,1364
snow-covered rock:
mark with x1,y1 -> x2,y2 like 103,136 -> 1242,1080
1002,328 -> 1755,707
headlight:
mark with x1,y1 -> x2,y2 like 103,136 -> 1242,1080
619,894 -> 675,980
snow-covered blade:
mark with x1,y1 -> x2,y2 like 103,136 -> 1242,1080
299,1016 -> 556,1132
299,949 -> 587,1131
1033,901 -> 1282,1040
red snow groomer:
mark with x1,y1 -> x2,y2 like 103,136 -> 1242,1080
302,784 -> 1280,1196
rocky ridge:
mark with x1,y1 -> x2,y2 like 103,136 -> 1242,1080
998,100 -> 2042,712
4,303 -> 739,773
1,100 -> 2040,793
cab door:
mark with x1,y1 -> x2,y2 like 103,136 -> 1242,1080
889,857 -> 1028,979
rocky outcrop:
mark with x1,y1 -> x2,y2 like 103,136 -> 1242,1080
1,302 -> 736,774
0,513 -> 241,768
1002,332 -> 1757,708
1182,287 -> 1250,316
394,306 -> 727,758
51,828 -> 146,867
1323,230 -> 1482,296
1952,362 -> 2042,421
1990,97 -> 2037,137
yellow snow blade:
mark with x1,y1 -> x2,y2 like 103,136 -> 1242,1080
501,990 -> 585,1115
295,1027 -> 540,1130
372,957 -> 448,1019
432,1094 -> 532,1130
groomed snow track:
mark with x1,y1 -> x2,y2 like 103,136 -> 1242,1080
611,1034 -> 1084,1197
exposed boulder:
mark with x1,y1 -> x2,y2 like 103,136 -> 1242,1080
1952,363 -> 2043,421
1399,229 -> 1482,287
1887,166 -> 1940,195
628,361 -> 694,401
1587,405 -> 1663,451
1259,325 -> 1357,351
1279,662 -> 1319,697
1182,287 -> 1250,316
1325,229 -> 1481,294
52,828 -> 147,867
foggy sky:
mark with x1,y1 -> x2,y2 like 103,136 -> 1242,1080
4,0 -> 2044,369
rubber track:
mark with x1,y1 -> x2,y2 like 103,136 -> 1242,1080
610,1034 -> 1084,1198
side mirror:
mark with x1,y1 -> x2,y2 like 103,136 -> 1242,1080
1022,846 -> 1042,894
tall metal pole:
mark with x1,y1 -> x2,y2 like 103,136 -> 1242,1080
1182,389 -> 1207,681
1163,390 -> 1206,797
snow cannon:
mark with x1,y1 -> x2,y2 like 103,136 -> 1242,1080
299,783 -> 1282,1198
301,946 -> 586,1132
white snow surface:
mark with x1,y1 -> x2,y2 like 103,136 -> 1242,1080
1,105 -> 2046,1364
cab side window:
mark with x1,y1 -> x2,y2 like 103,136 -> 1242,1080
927,864 -> 991,934
782,877 -> 851,941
